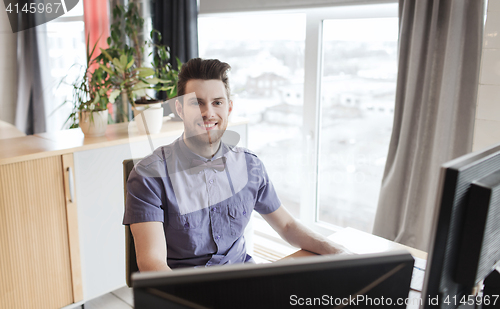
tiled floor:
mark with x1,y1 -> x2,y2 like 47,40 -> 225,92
83,286 -> 133,309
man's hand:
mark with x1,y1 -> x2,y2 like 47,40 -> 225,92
130,221 -> 171,272
321,239 -> 353,255
261,205 -> 354,256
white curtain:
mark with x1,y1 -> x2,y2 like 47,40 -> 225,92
372,0 -> 483,251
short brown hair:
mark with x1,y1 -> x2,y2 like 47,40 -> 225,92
177,58 -> 231,100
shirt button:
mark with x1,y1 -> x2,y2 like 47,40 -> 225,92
212,207 -> 217,212
243,211 -> 247,215
209,179 -> 214,184
184,222 -> 190,228
216,235 -> 221,240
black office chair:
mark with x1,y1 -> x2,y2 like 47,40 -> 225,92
123,159 -> 140,287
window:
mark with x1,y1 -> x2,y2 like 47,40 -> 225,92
199,2 -> 398,236
45,2 -> 86,132
199,12 -> 306,219
317,17 -> 398,232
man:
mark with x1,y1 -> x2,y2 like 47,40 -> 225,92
123,58 -> 349,272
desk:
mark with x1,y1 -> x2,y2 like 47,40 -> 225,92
285,228 -> 427,309
285,227 -> 427,260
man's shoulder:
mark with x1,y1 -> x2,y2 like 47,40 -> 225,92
137,139 -> 179,167
137,146 -> 167,167
229,146 -> 258,158
227,146 -> 266,167
133,142 -> 178,178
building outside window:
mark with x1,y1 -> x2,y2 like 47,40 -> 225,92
198,2 -> 398,235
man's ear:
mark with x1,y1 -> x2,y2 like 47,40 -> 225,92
228,100 -> 233,116
175,100 -> 184,120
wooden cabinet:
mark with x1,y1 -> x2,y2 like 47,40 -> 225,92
0,154 -> 82,309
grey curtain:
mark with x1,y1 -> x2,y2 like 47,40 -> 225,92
151,0 -> 198,66
372,0 -> 483,251
151,0 -> 198,114
16,26 -> 46,135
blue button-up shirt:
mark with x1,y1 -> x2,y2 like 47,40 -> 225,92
123,136 -> 281,269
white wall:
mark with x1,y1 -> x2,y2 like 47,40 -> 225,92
473,0 -> 500,151
0,11 -> 17,125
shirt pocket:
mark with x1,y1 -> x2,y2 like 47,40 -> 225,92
168,212 -> 202,230
228,200 -> 253,236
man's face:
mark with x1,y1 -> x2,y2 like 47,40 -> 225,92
176,79 -> 233,148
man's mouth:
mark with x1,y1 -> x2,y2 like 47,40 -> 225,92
199,122 -> 218,131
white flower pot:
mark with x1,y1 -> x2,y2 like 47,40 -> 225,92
79,110 -> 108,137
134,107 -> 164,135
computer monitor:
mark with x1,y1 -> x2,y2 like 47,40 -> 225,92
133,251 -> 414,309
421,142 -> 500,309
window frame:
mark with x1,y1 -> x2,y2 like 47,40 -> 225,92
301,3 -> 398,235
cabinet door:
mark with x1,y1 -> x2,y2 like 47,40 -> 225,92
0,155 -> 80,308
62,154 -> 83,302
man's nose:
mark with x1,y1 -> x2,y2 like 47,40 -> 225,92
201,103 -> 216,119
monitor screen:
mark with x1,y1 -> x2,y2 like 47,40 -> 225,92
133,251 -> 414,309
421,143 -> 500,309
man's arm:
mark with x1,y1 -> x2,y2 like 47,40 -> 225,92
261,205 -> 350,255
130,221 -> 171,272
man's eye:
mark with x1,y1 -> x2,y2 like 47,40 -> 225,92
214,101 -> 222,105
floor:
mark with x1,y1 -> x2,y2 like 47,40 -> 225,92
83,286 -> 133,309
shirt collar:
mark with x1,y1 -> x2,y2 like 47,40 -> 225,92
177,134 -> 230,163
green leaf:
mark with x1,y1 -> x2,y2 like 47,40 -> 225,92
91,92 -> 100,105
137,67 -> 155,78
125,58 -> 134,70
145,77 -> 161,84
100,48 -> 113,61
112,58 -> 125,72
109,89 -> 121,103
132,81 -> 150,91
119,54 -> 128,67
99,64 -> 114,75
147,77 -> 169,84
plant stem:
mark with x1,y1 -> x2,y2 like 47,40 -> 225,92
121,91 -> 129,123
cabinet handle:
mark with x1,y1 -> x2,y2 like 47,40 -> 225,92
67,166 -> 75,203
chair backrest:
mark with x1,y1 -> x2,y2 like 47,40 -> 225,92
123,159 -> 139,287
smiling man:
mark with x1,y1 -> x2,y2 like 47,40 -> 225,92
123,58 -> 349,272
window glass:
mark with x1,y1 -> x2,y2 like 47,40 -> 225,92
199,13 -> 306,218
317,18 -> 398,232
45,2 -> 86,132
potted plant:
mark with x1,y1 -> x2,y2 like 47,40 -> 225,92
62,36 -> 113,137
96,2 -> 180,134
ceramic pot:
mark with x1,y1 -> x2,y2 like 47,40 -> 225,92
79,110 -> 108,137
133,106 -> 164,135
